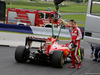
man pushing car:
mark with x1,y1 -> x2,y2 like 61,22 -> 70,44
60,19 -> 82,69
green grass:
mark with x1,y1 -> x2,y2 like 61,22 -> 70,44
62,14 -> 86,22
58,37 -> 71,40
6,1 -> 100,13
6,1 -> 55,11
61,14 -> 86,27
62,14 -> 86,27
6,1 -> 88,13
59,4 -> 88,13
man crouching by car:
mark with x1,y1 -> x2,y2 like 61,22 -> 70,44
90,44 -> 100,62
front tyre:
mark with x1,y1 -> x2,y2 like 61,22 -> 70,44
52,50 -> 65,68
15,46 -> 29,63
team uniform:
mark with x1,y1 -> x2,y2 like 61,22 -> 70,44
68,26 -> 82,69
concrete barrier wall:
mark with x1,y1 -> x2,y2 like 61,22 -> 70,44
30,26 -> 71,38
0,23 -> 84,38
0,23 -> 71,38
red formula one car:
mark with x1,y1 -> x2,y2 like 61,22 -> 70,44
15,36 -> 84,68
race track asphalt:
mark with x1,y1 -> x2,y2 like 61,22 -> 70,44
0,41 -> 100,75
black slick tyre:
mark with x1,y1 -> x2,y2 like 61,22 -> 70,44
52,50 -> 65,68
15,46 -> 29,63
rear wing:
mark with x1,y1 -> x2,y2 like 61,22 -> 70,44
25,37 -> 46,43
25,36 -> 46,49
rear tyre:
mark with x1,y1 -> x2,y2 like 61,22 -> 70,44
15,46 -> 29,63
52,50 -> 65,68
80,47 -> 84,60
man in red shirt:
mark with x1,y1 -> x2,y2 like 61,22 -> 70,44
60,19 -> 82,69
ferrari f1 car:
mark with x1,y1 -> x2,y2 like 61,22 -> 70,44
15,20 -> 84,68
15,36 -> 84,68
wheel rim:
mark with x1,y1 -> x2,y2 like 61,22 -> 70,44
61,53 -> 64,66
81,48 -> 84,58
82,51 -> 84,58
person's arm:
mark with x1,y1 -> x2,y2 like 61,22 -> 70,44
59,18 -> 72,27
90,44 -> 94,58
76,28 -> 82,41
91,44 -> 94,54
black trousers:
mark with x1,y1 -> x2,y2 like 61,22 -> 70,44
95,48 -> 100,59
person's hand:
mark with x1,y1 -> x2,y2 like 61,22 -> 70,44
73,40 -> 75,43
90,54 -> 93,58
59,18 -> 63,22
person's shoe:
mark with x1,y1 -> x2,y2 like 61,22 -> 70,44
68,65 -> 75,68
97,58 -> 100,62
93,58 -> 97,61
77,63 -> 81,69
